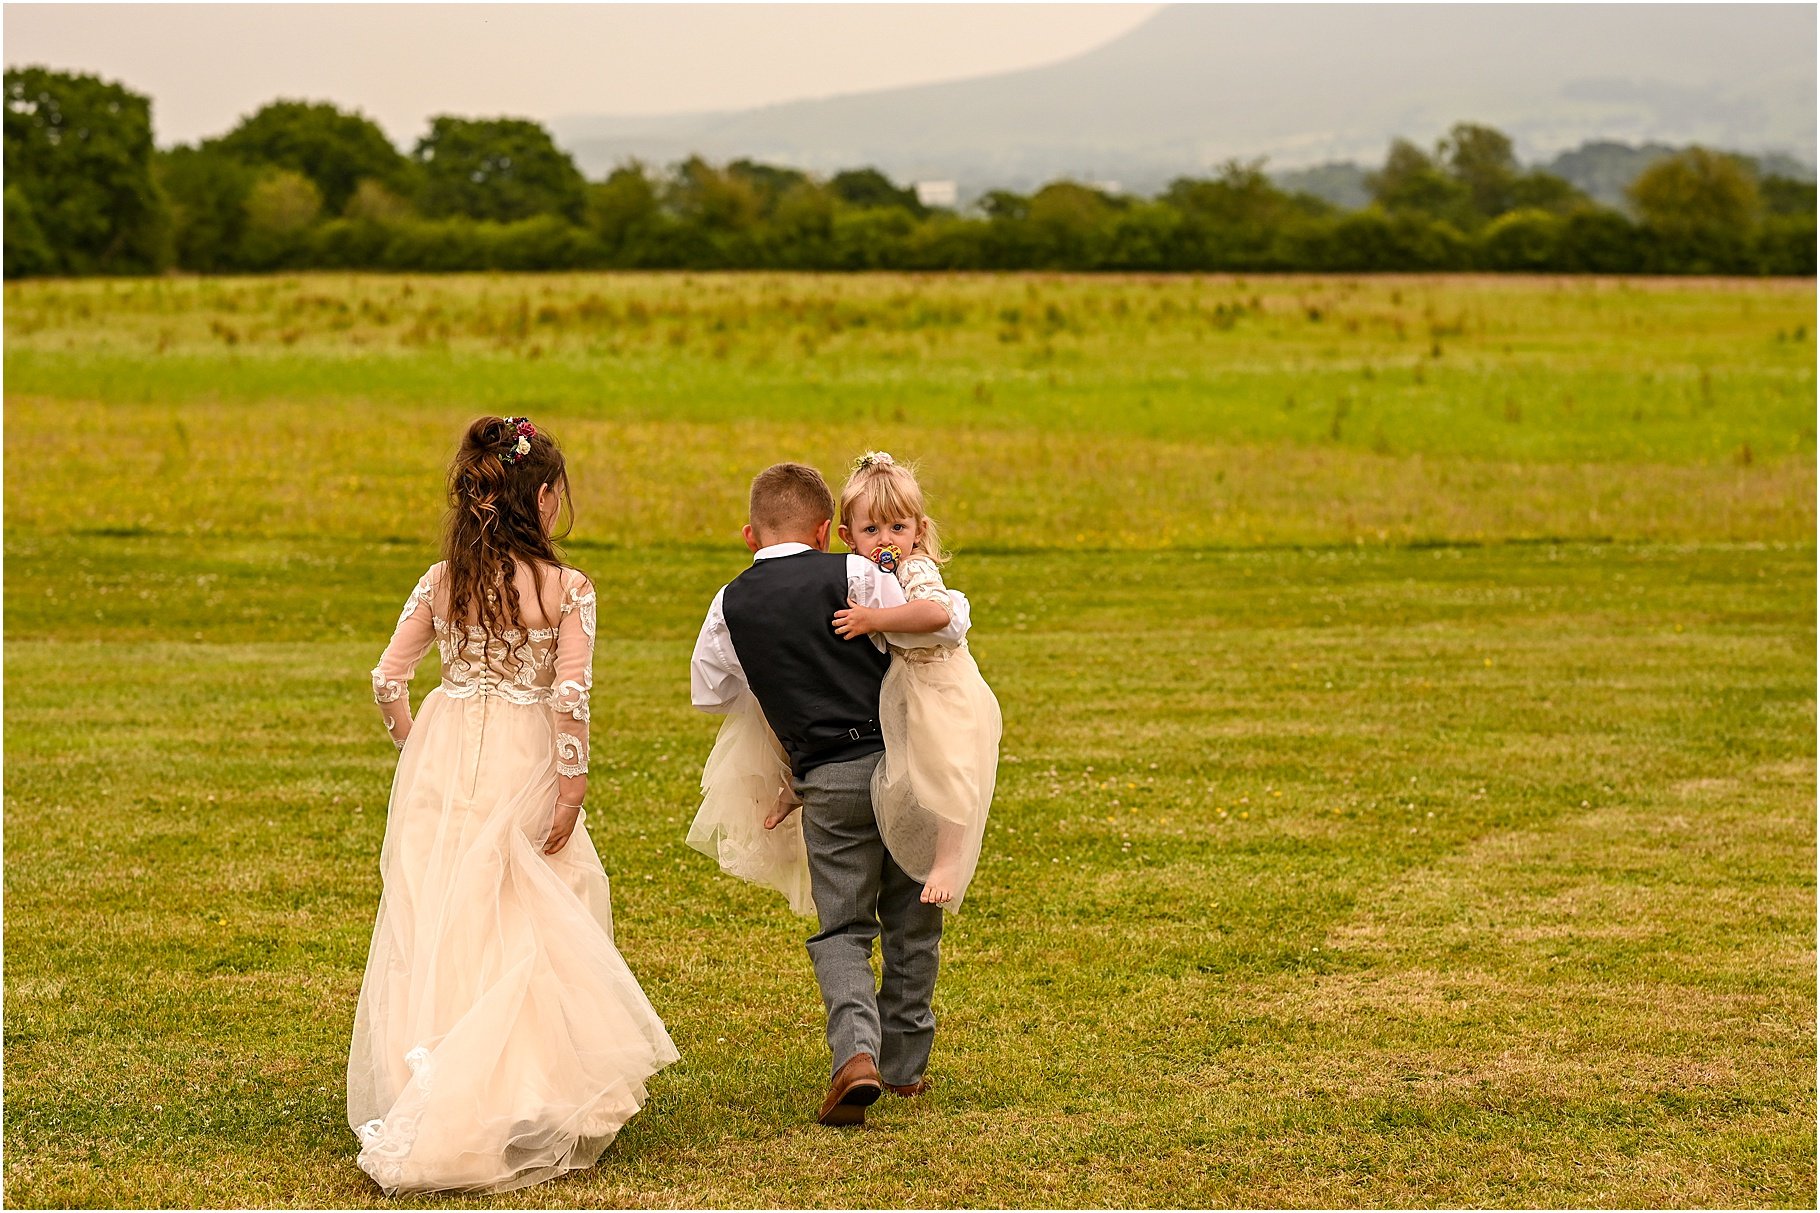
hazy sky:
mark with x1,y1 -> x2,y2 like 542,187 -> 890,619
3,3 -> 1163,147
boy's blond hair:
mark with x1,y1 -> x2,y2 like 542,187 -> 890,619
749,462 -> 834,538
838,453 -> 948,564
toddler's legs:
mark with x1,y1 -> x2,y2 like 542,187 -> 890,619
919,819 -> 965,905
764,780 -> 802,830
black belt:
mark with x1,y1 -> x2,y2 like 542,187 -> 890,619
802,719 -> 881,762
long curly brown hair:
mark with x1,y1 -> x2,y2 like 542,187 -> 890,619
442,415 -> 574,669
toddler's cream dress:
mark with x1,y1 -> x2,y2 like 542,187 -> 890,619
870,554 -> 1000,912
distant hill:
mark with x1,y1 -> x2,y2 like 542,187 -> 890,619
1541,142 -> 1815,208
1272,163 -> 1371,210
552,3 -> 1815,197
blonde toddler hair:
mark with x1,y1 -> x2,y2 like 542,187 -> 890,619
839,452 -> 949,564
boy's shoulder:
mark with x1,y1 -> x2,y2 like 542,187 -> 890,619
730,547 -> 850,583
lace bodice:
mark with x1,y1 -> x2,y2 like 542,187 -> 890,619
370,562 -> 596,775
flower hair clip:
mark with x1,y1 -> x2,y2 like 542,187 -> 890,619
500,416 -> 536,463
852,450 -> 895,472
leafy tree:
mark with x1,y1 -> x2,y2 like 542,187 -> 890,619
1100,201 -> 1184,271
342,178 -> 414,223
1167,160 -> 1284,226
1627,147 -> 1759,239
587,162 -> 664,261
828,167 -> 925,215
1754,214 -> 1818,275
1544,207 -> 1641,273
4,185 -> 55,277
778,179 -> 840,247
212,100 -> 408,213
898,212 -> 987,269
1627,146 -> 1760,272
4,66 -> 169,274
240,168 -> 323,268
1507,169 -> 1588,215
831,207 -> 916,269
155,145 -> 257,270
664,155 -> 763,232
1165,159 -> 1323,268
978,190 -> 1030,222
1367,138 -> 1472,227
726,158 -> 811,215
1477,209 -> 1563,270
413,116 -> 587,223
1300,209 -> 1468,271
310,217 -> 393,269
1026,181 -> 1123,268
1438,122 -> 1519,222
379,218 -> 483,272
1759,174 -> 1817,218
486,215 -> 599,271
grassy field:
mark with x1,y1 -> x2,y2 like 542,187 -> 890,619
3,272 -> 1815,1207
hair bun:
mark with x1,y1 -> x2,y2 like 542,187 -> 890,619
462,415 -> 512,454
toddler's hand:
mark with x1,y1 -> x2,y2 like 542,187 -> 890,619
832,600 -> 879,639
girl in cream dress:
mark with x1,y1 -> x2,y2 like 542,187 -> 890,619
351,416 -> 678,1195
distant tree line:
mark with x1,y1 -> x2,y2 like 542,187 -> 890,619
6,67 -> 1814,280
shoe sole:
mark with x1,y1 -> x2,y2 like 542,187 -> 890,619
818,1081 -> 882,1126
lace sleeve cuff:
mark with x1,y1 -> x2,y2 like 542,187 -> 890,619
552,575 -> 594,777
550,679 -> 590,776
371,665 -> 409,704
555,730 -> 588,777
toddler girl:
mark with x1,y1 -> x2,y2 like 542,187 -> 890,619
830,451 -> 1000,910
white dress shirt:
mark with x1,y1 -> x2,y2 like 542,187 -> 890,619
690,542 -> 971,714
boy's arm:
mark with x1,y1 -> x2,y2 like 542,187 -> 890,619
690,588 -> 747,713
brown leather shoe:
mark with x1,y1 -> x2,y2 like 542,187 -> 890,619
884,1078 -> 931,1098
817,1052 -> 883,1126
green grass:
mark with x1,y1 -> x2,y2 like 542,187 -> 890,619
4,272 -> 1814,1207
5,272 -> 1814,547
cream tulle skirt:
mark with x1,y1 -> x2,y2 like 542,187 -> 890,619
689,651 -> 999,916
872,644 -> 1001,913
686,692 -> 815,916
348,688 -> 679,1196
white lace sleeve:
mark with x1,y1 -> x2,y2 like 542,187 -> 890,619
371,568 -> 439,749
549,573 -> 595,777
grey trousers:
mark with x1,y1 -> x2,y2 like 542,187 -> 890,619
795,750 -> 945,1086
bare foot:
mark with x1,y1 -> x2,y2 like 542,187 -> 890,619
921,855 -> 962,905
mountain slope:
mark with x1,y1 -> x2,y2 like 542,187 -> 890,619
552,3 -> 1815,191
